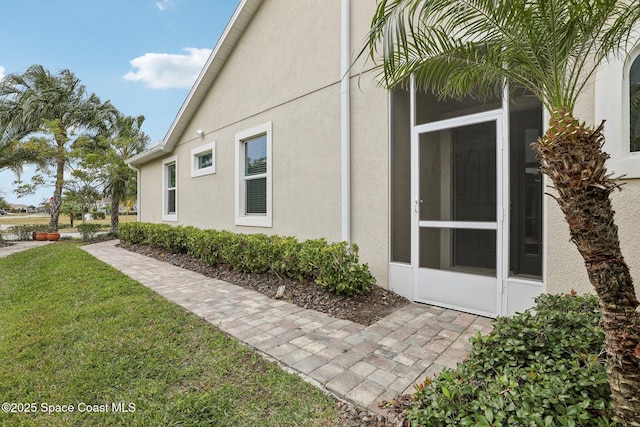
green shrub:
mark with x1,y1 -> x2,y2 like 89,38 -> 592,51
118,223 -> 376,295
299,239 -> 373,294
77,223 -> 103,242
186,228 -> 222,266
119,222 -> 152,244
407,293 -> 615,426
269,235 -> 302,279
6,224 -> 49,240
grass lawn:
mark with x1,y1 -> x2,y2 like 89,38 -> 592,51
0,243 -> 340,426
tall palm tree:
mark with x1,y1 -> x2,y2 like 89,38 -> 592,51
0,65 -> 115,230
365,0 -> 640,423
102,113 -> 148,234
75,112 -> 148,234
0,123 -> 39,174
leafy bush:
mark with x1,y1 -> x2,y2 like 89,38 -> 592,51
6,224 -> 49,240
77,223 -> 103,242
119,223 -> 376,295
407,293 -> 615,426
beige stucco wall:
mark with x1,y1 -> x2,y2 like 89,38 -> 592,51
545,75 -> 640,297
137,0 -> 394,287
350,70 -> 390,287
138,158 -> 163,224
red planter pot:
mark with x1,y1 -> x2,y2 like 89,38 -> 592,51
35,232 -> 48,241
47,232 -> 60,241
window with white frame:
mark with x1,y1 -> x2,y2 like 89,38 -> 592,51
629,55 -> 640,153
163,156 -> 178,221
235,122 -> 272,227
191,141 -> 216,177
595,40 -> 640,178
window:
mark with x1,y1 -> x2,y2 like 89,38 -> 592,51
191,141 -> 216,177
630,56 -> 640,153
163,156 -> 177,221
594,42 -> 640,178
235,122 -> 272,227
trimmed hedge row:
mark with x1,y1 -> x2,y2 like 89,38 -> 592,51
5,224 -> 49,240
119,222 -> 375,295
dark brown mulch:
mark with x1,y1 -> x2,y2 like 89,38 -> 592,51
117,242 -> 410,327
117,241 -> 415,426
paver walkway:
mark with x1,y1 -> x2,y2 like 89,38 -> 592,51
4,239 -> 494,415
0,240 -> 51,258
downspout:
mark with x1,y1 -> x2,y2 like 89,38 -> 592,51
341,0 -> 351,244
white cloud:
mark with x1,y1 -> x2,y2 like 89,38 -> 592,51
0,66 -> 5,80
155,0 -> 173,11
123,48 -> 211,89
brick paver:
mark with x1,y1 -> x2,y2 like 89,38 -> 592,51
67,240 -> 494,414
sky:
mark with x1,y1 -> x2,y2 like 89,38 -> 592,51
0,0 -> 239,206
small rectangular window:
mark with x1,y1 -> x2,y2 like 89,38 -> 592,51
191,142 -> 216,177
198,152 -> 213,169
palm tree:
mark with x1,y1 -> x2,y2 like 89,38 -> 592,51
0,65 -> 115,231
102,113 -> 148,234
365,0 -> 640,423
75,112 -> 148,234
0,123 -> 39,174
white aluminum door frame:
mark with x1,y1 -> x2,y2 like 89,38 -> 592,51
411,105 -> 506,317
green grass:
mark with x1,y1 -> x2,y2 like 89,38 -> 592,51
0,243 -> 339,426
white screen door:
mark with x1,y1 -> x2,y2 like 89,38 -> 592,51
412,110 -> 504,317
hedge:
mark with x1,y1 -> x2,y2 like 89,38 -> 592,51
119,223 -> 375,295
5,224 -> 49,240
407,293 -> 615,426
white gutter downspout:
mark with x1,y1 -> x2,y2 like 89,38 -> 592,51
341,0 -> 351,244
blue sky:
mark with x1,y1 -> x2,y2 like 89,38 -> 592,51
0,0 -> 239,206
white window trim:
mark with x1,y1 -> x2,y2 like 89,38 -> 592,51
235,122 -> 272,227
162,155 -> 178,222
595,38 -> 640,179
191,141 -> 216,178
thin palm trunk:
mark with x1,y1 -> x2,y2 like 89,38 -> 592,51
110,194 -> 120,234
49,137 -> 66,231
534,112 -> 640,424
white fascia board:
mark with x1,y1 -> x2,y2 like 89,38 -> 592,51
160,0 -> 264,153
125,143 -> 168,166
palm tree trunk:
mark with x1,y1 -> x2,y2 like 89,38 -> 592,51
110,194 -> 120,235
49,156 -> 64,231
534,112 -> 640,425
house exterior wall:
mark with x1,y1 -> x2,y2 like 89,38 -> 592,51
545,179 -> 640,297
137,0 -> 394,286
138,158 -> 163,223
545,76 -> 640,297
350,69 -> 390,288
136,1 -> 640,302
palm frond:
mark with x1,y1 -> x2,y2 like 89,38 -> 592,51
366,0 -> 640,113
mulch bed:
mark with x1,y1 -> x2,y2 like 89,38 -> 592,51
117,242 -> 410,326
117,241 -> 414,426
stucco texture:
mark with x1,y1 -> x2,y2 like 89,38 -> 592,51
137,0 -> 393,286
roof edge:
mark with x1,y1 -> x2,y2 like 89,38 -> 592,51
125,143 -> 168,166
129,0 -> 264,166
